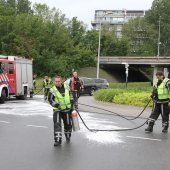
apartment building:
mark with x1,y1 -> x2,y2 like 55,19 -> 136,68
91,10 -> 146,38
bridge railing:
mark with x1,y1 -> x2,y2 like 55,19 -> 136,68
99,56 -> 170,65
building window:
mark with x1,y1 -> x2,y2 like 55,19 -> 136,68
106,17 -> 110,22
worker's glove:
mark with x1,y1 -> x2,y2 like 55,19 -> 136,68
70,99 -> 74,104
52,103 -> 60,108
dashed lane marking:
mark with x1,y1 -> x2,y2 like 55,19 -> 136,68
126,136 -> 162,141
0,121 -> 11,124
26,125 -> 49,129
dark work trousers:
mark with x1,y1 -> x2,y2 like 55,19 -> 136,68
53,110 -> 72,141
72,91 -> 80,109
149,102 -> 169,124
33,82 -> 36,90
44,88 -> 50,100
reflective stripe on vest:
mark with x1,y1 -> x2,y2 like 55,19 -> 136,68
155,78 -> 170,100
50,84 -> 71,111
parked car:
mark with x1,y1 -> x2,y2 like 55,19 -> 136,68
93,78 -> 109,89
64,77 -> 96,96
64,77 -> 109,96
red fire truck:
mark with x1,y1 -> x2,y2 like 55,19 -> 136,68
0,55 -> 34,104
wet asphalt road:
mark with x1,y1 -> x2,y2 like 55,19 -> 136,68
0,96 -> 170,170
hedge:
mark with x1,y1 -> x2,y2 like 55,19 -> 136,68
113,92 -> 152,107
94,89 -> 152,107
94,89 -> 125,102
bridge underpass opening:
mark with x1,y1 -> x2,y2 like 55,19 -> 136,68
101,65 -> 152,83
99,56 -> 170,83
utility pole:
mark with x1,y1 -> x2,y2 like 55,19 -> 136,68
97,12 -> 113,78
157,16 -> 161,58
97,20 -> 102,79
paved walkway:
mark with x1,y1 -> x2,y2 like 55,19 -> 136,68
79,96 -> 152,119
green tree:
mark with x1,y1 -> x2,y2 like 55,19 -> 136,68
122,17 -> 157,56
69,17 -> 86,46
100,26 -> 129,56
146,0 -> 170,55
82,29 -> 98,54
7,0 -> 16,9
0,2 -> 95,77
17,0 -> 32,14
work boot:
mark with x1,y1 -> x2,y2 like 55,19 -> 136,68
54,138 -> 62,147
44,96 -> 47,101
162,122 -> 169,133
65,132 -> 71,142
145,121 -> 154,133
66,137 -> 71,142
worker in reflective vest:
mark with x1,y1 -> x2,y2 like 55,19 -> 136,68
33,74 -> 37,90
43,76 -> 53,100
145,71 -> 170,133
48,76 -> 73,146
69,71 -> 84,109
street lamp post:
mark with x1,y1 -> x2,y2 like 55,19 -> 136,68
97,12 -> 113,78
157,16 -> 161,58
97,20 -> 102,79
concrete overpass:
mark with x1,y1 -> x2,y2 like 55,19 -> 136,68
100,56 -> 170,66
99,56 -> 170,83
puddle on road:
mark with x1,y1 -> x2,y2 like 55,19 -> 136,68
0,96 -> 124,144
0,96 -> 52,117
79,112 -> 124,145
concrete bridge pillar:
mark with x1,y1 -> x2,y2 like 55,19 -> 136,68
164,68 -> 169,78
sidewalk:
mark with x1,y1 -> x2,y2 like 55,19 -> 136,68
79,96 -> 152,119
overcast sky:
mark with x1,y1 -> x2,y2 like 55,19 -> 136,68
30,0 -> 154,28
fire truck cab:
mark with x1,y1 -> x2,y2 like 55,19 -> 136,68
0,55 -> 33,104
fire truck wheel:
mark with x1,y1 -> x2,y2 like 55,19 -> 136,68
16,88 -> 27,100
0,89 -> 6,104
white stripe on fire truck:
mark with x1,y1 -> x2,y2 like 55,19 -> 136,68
4,74 -> 9,82
0,74 -> 5,82
3,74 -> 9,83
2,74 -> 7,83
2,74 -> 13,93
0,75 -> 2,82
2,74 -> 9,86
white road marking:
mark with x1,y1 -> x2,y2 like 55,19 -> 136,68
126,136 -> 162,141
0,121 -> 10,124
26,125 -> 49,129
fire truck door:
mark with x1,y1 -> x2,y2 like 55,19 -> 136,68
8,62 -> 16,94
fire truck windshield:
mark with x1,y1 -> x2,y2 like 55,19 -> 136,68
0,62 -> 6,74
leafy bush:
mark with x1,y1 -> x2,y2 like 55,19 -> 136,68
113,92 -> 152,107
94,89 -> 125,102
94,82 -> 153,107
